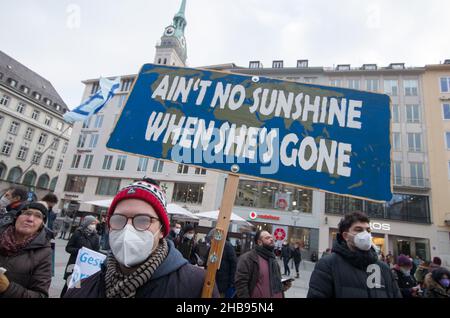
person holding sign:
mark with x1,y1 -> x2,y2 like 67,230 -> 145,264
64,178 -> 219,298
0,202 -> 52,298
307,212 -> 402,298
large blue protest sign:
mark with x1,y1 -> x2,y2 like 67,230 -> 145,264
107,64 -> 392,201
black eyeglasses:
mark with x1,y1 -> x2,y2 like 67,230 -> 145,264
109,214 -> 160,231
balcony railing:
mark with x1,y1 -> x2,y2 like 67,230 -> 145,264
393,177 -> 430,189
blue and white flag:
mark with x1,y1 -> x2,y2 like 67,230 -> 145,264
63,77 -> 121,123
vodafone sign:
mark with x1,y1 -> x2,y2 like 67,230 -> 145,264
248,211 -> 280,221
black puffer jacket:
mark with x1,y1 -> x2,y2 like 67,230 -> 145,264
0,225 -> 52,298
64,239 -> 219,298
391,265 -> 418,298
307,235 -> 402,298
63,228 -> 100,280
210,241 -> 237,294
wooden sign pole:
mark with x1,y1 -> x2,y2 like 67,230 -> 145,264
201,174 -> 240,298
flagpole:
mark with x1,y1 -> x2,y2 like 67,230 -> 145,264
16,124 -> 72,185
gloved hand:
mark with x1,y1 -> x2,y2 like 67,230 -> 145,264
0,274 -> 10,294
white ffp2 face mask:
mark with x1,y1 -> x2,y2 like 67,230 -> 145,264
0,196 -> 11,208
352,231 -> 373,251
109,224 -> 160,268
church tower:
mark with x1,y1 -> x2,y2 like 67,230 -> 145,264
154,0 -> 187,67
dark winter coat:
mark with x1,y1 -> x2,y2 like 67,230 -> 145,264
391,265 -> 418,298
177,236 -> 197,265
64,239 -> 219,298
210,241 -> 237,294
307,235 -> 402,298
63,228 -> 100,279
234,248 -> 283,298
0,225 -> 52,298
281,245 -> 292,261
0,202 -> 23,227
423,272 -> 450,298
292,247 -> 302,264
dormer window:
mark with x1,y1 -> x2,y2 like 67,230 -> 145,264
362,64 -> 377,71
337,64 -> 351,71
20,85 -> 30,94
45,98 -> 52,106
389,63 -> 405,70
272,60 -> 284,68
55,104 -> 61,111
33,92 -> 41,100
249,61 -> 262,69
297,60 -> 309,68
7,78 -> 17,87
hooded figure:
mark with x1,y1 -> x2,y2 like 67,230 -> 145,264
64,178 -> 219,298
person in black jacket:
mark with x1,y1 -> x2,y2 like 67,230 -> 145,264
307,211 -> 402,298
60,215 -> 99,297
281,241 -> 292,276
0,186 -> 28,227
391,254 -> 421,298
292,243 -> 302,278
64,179 -> 219,298
206,230 -> 237,297
177,223 -> 198,265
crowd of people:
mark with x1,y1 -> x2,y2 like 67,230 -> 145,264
1,183 -> 448,299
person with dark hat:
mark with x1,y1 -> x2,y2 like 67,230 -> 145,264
391,254 -> 421,298
64,178 -> 219,298
307,211 -> 402,298
430,256 -> 442,270
60,215 -> 99,297
0,201 -> 52,298
176,223 -> 198,265
423,267 -> 450,298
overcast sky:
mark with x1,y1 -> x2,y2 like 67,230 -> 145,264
1,0 -> 449,108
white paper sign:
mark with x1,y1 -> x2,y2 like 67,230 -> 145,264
68,247 -> 106,289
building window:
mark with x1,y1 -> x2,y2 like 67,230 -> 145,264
77,133 -> 87,148
50,138 -> 59,150
1,142 -> 13,156
163,58 -> 167,65
384,80 -> 398,96
32,151 -> 42,164
272,60 -> 283,68
24,127 -> 34,140
38,133 -> 48,145
440,77 -> 450,93
249,61 -> 261,69
102,155 -> 113,170
96,177 -> 121,195
297,60 -> 308,68
393,133 -> 401,151
172,183 -> 204,204
408,133 -> 422,152
302,77 -> 316,84
348,79 -> 360,90
62,142 -> 68,154
33,92 -> 41,100
0,95 -> 10,106
83,154 -> 94,169
44,156 -> 54,169
406,104 -> 420,123
366,79 -> 379,92
82,117 -> 91,128
152,160 -> 164,173
137,157 -> 149,172
88,134 -> 99,148
116,155 -> 127,171
392,105 -> 400,123
21,86 -> 29,94
17,146 -> 28,160
325,193 -> 363,215
57,159 -> 63,171
16,102 -> 26,114
446,132 -> 450,150
8,121 -> 20,135
9,79 -> 17,87
236,180 -> 313,212
410,163 -> 425,187
94,115 -> 104,128
404,80 -> 418,96
194,167 -> 206,175
64,175 -> 87,193
442,104 -> 450,120
71,154 -> 81,169
56,121 -> 63,131
121,79 -> 133,92
393,162 -> 402,185
31,110 -> 40,120
329,79 -> 343,87
177,164 -> 189,174
91,82 -> 99,94
118,95 -> 127,108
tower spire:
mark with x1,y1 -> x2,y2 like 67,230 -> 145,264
175,0 -> 186,19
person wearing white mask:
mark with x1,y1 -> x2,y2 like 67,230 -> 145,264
0,187 -> 28,227
167,222 -> 182,247
64,178 -> 218,298
60,215 -> 99,297
308,211 -> 402,298
176,223 -> 198,265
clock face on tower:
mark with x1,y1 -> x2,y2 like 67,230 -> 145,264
180,36 -> 186,47
164,26 -> 175,36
